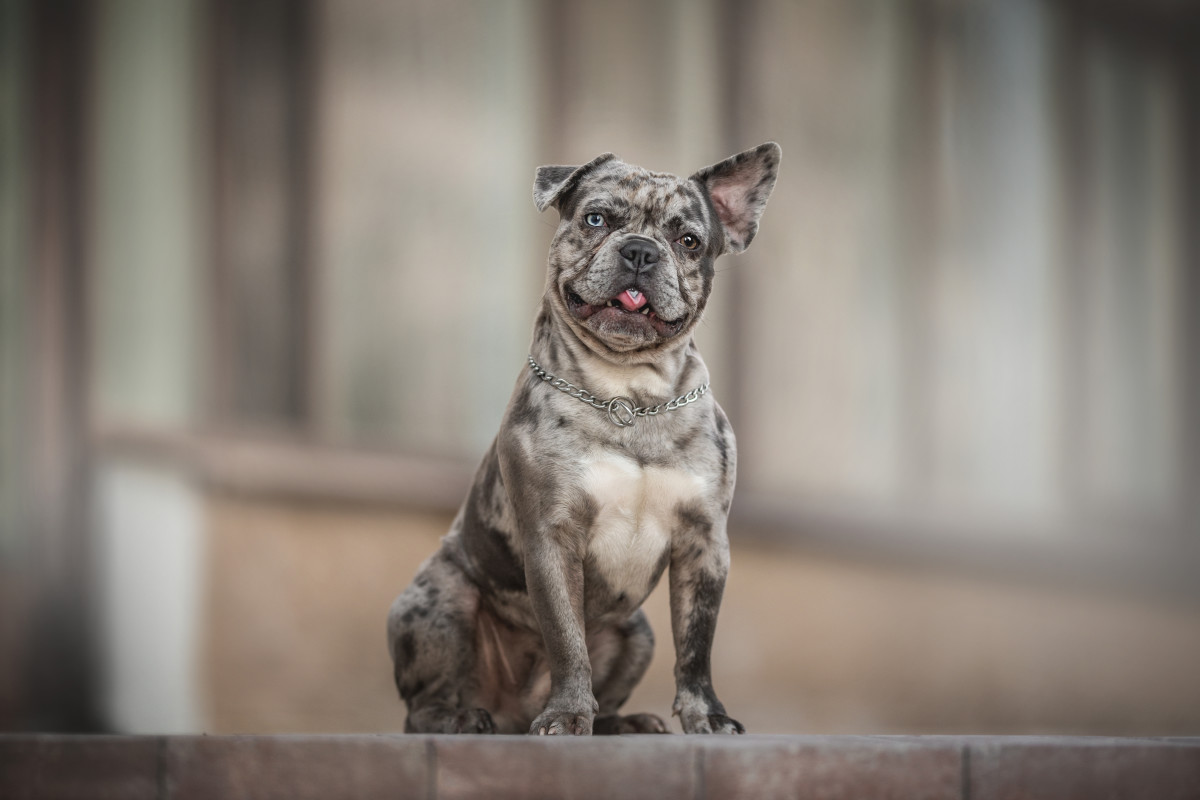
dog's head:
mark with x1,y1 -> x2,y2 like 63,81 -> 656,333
534,143 -> 781,359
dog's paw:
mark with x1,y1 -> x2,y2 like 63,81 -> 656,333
529,709 -> 593,736
679,711 -> 744,735
452,707 -> 497,734
593,712 -> 671,735
705,714 -> 745,734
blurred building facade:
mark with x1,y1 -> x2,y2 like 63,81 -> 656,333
2,0 -> 1199,734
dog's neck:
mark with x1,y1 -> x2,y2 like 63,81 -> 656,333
531,300 -> 707,407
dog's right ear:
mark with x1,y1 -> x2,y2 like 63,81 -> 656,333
533,153 -> 616,213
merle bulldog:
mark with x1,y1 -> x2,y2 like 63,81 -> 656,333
387,143 -> 780,735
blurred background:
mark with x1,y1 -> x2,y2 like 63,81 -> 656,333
2,0 -> 1199,736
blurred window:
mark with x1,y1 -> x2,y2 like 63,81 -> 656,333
728,1 -> 1188,544
88,0 -> 1196,548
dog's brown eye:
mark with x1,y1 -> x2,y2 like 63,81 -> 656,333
680,234 -> 700,250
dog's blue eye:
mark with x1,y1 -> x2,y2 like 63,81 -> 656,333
585,213 -> 605,228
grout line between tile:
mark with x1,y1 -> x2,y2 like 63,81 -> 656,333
157,737 -> 168,800
426,737 -> 437,800
960,744 -> 971,800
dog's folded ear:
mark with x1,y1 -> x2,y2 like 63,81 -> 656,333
690,142 -> 782,254
533,153 -> 616,213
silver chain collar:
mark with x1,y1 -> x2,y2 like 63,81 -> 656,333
527,354 -> 709,428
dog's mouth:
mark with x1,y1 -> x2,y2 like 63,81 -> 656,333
566,287 -> 686,338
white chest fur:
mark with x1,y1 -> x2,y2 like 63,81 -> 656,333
581,450 -> 708,600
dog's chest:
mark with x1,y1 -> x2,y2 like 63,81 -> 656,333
581,450 -> 706,599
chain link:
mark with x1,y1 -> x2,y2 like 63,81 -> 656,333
527,355 -> 709,428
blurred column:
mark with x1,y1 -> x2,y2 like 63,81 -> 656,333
9,0 -> 99,731
91,0 -> 207,732
318,0 -> 540,456
1177,21 -> 1200,550
0,0 -> 30,557
711,0 -> 757,426
731,0 -> 908,510
209,0 -> 317,433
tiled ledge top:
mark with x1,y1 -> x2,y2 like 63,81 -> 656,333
2,734 -> 1198,800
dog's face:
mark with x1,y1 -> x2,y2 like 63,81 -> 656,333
534,143 -> 781,358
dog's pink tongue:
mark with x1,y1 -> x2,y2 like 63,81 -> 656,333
617,289 -> 648,311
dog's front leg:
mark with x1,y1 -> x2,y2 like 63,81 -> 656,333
669,517 -> 744,734
499,424 -> 598,735
524,532 -> 598,735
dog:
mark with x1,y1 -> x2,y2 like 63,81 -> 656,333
387,143 -> 780,735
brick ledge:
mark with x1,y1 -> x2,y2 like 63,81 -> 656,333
2,734 -> 1198,800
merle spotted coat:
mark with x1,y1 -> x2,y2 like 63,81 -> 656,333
388,143 -> 781,735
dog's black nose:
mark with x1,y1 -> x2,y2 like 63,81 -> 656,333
619,237 -> 660,273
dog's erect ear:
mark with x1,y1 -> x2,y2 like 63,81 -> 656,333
533,153 -> 616,213
690,142 -> 781,254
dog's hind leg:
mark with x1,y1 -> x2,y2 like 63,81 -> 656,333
590,609 -> 669,734
388,551 -> 496,734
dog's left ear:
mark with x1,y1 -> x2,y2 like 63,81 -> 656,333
533,153 -> 616,213
690,142 -> 781,254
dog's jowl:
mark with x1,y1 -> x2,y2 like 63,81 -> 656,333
387,144 -> 780,735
